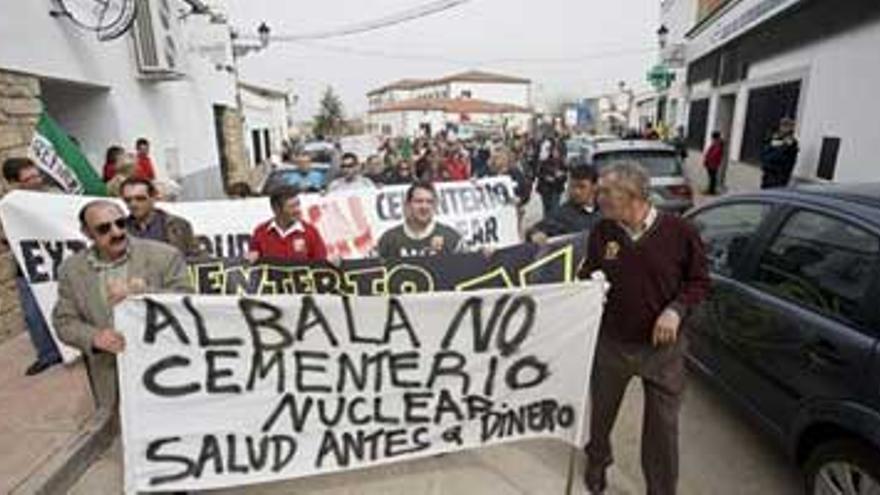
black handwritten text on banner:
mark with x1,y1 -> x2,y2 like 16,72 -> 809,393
116,284 -> 604,492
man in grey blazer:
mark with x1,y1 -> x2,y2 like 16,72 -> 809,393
53,200 -> 192,409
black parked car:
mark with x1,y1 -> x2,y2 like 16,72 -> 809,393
684,183 -> 880,495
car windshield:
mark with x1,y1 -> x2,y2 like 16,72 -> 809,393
265,169 -> 328,192
592,150 -> 682,177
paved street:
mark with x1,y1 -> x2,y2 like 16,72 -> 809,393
67,155 -> 801,495
0,334 -> 93,494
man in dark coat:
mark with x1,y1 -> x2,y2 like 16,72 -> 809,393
528,165 -> 600,244
760,117 -> 799,189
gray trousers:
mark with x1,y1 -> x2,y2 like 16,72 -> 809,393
585,336 -> 686,495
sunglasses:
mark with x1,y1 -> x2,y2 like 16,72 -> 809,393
93,218 -> 126,236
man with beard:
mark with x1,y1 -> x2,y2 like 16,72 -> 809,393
376,181 -> 462,258
53,200 -> 192,408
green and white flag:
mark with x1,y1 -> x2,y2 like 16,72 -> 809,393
29,111 -> 106,195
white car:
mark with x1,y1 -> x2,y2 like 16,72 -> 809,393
583,139 -> 694,214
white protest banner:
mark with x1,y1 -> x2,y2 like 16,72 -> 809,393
0,178 -> 519,362
116,283 -> 604,493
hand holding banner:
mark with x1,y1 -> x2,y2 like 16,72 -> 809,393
116,283 -> 604,493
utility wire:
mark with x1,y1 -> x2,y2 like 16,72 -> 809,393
239,0 -> 470,42
284,40 -> 656,67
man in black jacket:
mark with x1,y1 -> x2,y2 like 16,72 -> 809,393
528,165 -> 600,244
760,117 -> 799,189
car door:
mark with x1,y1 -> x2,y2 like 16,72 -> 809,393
715,206 -> 880,432
686,201 -> 776,386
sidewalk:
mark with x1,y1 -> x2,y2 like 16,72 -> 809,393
0,333 -> 94,493
682,152 -> 762,205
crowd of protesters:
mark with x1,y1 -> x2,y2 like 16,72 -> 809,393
1,122 -> 719,495
270,129 -> 577,212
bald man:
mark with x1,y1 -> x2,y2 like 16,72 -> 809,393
53,200 -> 192,408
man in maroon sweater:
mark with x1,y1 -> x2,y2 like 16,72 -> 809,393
578,161 -> 709,495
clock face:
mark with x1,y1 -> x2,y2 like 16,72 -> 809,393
54,0 -> 138,41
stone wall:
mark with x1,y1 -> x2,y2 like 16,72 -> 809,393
0,69 -> 41,344
217,105 -> 252,188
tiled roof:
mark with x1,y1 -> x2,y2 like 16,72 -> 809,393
368,97 -> 532,115
367,78 -> 430,96
367,70 -> 530,96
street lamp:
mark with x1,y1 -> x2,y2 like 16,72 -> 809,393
657,25 -> 669,50
258,22 -> 270,48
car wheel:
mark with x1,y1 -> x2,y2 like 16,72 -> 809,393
805,439 -> 880,495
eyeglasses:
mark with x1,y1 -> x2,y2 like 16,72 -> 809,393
93,218 -> 127,236
122,195 -> 150,203
340,162 -> 357,169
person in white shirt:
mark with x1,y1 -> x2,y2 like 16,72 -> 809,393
326,152 -> 376,193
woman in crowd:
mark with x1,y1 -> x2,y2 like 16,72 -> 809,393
105,152 -> 137,196
102,145 -> 125,182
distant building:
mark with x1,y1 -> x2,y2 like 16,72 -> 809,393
239,82 -> 291,167
661,0 -> 880,182
366,70 -> 533,137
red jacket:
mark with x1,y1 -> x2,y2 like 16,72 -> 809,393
135,153 -> 157,180
443,157 -> 471,181
704,141 -> 724,171
250,220 -> 328,261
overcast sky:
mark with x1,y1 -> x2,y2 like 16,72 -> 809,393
226,0 -> 660,121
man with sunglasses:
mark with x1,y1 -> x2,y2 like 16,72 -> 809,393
120,177 -> 201,257
326,152 -> 376,193
53,200 -> 192,408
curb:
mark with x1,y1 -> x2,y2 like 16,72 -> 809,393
11,407 -> 115,495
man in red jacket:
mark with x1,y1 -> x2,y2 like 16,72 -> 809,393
246,186 -> 328,262
579,161 -> 709,495
703,131 -> 724,195
134,137 -> 157,181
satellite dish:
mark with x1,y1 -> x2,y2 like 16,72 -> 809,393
51,0 -> 137,41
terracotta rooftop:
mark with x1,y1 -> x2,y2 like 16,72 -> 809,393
367,70 -> 530,96
368,97 -> 532,115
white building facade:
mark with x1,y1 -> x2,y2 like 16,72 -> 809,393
366,71 -> 533,138
0,0 -> 246,198
239,82 -> 290,167
667,0 -> 880,182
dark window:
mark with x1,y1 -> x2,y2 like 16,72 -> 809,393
263,129 -> 271,157
687,55 -> 719,86
212,105 -> 230,186
251,129 -> 262,165
740,80 -> 801,164
691,202 -> 771,277
717,45 -> 746,86
687,99 -> 710,150
752,210 -> 879,329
